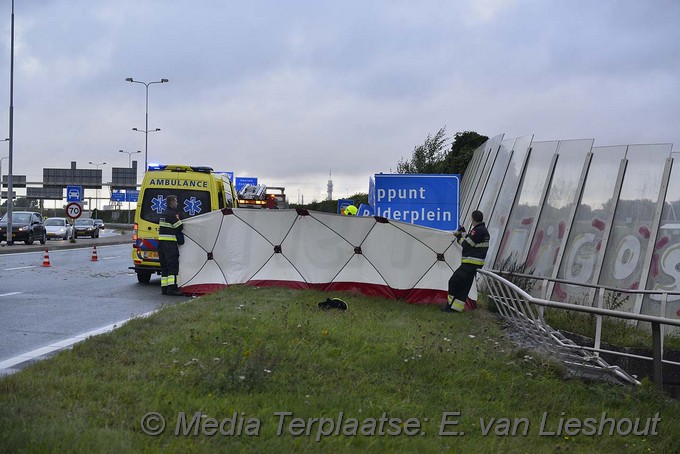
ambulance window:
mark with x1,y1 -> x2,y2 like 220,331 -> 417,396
140,189 -> 212,222
218,191 -> 224,209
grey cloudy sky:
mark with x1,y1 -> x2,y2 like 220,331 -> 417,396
1,0 -> 678,203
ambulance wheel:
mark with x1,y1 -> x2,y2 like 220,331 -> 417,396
137,271 -> 152,284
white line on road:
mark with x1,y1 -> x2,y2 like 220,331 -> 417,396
0,292 -> 22,297
4,266 -> 37,271
101,256 -> 120,260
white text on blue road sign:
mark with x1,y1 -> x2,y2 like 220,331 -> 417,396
235,177 -> 258,192
374,174 -> 459,231
376,187 -> 427,202
377,206 -> 452,223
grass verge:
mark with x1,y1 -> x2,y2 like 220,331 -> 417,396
1,286 -> 679,452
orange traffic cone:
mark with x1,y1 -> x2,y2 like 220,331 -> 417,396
90,246 -> 98,262
42,249 -> 51,267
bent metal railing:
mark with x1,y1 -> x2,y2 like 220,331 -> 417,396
476,269 -> 680,387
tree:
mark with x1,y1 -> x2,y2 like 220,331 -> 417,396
1,197 -> 39,209
397,127 -> 449,174
293,193 -> 368,214
397,128 -> 488,176
443,131 -> 488,176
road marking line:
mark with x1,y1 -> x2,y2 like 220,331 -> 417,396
102,256 -> 120,260
0,309 -> 158,373
0,292 -> 22,297
4,266 -> 37,271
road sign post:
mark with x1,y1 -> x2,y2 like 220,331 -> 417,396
125,190 -> 139,225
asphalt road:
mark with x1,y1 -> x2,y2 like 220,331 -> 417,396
0,227 -> 133,254
0,231 -> 190,375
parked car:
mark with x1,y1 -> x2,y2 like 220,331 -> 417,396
73,218 -> 100,238
44,217 -> 74,240
93,219 -> 105,230
0,211 -> 47,245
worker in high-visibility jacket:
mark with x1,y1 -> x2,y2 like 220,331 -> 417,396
443,210 -> 490,313
158,195 -> 184,296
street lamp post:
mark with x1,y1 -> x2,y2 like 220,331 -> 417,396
89,161 -> 106,212
0,138 -> 9,208
118,149 -> 141,224
132,127 -> 160,170
125,78 -> 169,173
119,149 -> 141,168
7,0 -> 15,244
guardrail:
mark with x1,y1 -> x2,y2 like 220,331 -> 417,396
105,223 -> 133,230
477,269 -> 680,387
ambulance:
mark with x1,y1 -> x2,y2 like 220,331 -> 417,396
130,164 -> 238,283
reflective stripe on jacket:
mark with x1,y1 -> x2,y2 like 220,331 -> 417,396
158,208 -> 183,242
457,222 -> 490,266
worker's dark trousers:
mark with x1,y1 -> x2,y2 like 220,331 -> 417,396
447,263 -> 480,311
158,241 -> 179,293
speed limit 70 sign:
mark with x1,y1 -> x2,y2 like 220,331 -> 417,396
66,202 -> 83,219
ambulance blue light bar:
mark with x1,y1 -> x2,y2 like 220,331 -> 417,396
146,164 -> 214,174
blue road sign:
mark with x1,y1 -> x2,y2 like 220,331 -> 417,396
337,199 -> 354,215
111,191 -> 125,202
215,171 -> 235,183
373,174 -> 460,231
66,185 -> 83,202
235,177 -> 258,192
369,175 -> 376,207
126,190 -> 139,202
357,203 -> 374,216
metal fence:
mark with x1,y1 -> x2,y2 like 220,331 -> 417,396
477,269 -> 680,387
